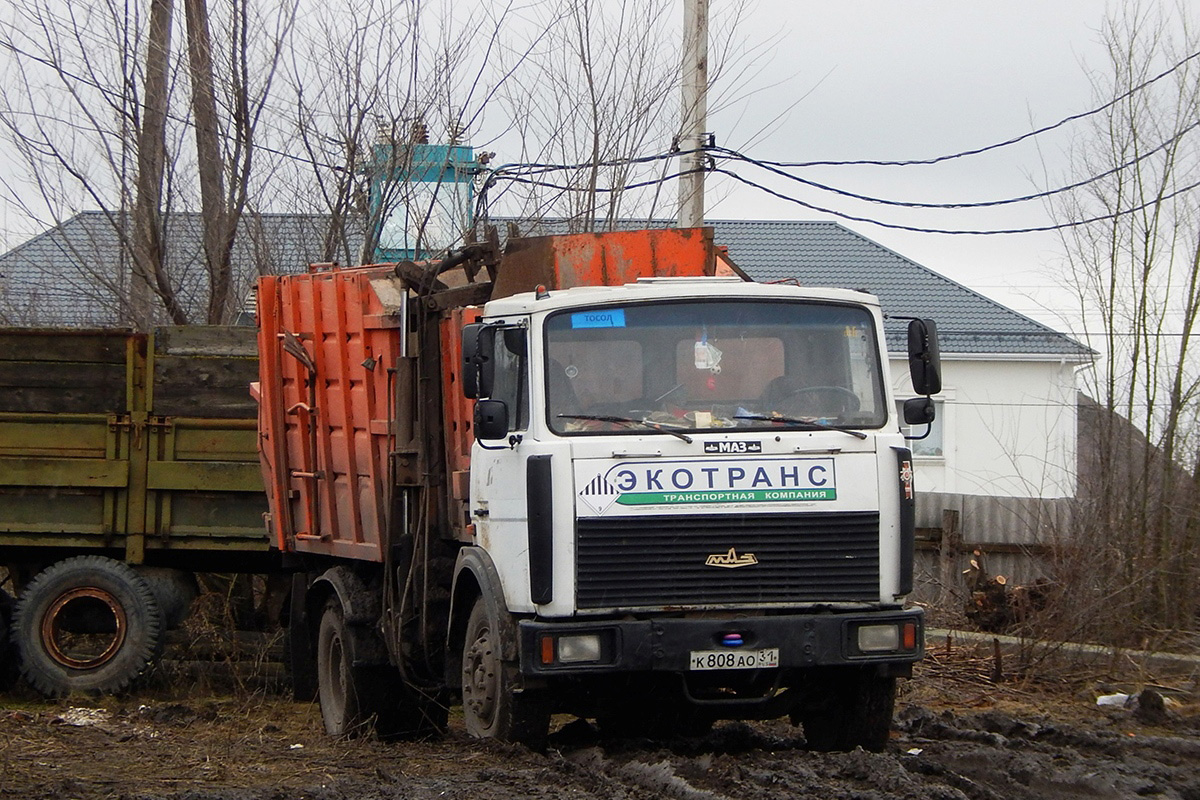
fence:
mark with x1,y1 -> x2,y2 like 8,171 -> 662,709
912,491 -> 1073,607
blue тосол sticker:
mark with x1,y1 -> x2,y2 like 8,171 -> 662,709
571,309 -> 626,328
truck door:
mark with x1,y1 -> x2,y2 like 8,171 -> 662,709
469,326 -> 544,608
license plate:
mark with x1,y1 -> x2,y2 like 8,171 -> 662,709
688,648 -> 779,671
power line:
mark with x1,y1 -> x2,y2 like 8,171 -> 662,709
486,168 -> 704,196
746,47 -> 1200,168
487,149 -> 697,179
711,118 -> 1200,209
479,47 -> 1200,184
709,166 -> 1200,236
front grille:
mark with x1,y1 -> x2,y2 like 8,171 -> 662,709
576,511 -> 880,609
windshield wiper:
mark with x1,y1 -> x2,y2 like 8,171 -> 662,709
734,414 -> 868,440
557,414 -> 694,443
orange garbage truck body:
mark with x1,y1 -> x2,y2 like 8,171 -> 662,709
255,264 -> 403,562
255,227 -> 937,750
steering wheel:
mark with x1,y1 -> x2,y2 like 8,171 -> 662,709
779,385 -> 861,416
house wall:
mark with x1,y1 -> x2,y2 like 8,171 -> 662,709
891,355 -> 1080,500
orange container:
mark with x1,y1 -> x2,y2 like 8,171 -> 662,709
255,265 -> 406,561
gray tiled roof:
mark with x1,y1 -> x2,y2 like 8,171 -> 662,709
511,218 -> 1091,359
0,211 -> 363,326
2,212 -> 1090,359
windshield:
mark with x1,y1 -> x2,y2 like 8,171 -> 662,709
545,299 -> 887,435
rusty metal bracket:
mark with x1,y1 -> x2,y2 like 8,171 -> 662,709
109,413 -> 148,450
279,330 -> 316,374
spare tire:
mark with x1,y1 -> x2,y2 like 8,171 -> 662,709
13,556 -> 163,696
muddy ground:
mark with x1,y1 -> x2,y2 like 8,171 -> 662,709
2,643 -> 1199,800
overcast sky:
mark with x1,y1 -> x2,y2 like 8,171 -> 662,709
0,0 -> 1149,337
702,0 -> 1119,335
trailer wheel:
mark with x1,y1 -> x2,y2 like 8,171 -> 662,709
316,600 -> 362,736
796,669 -> 896,752
461,597 -> 548,750
12,556 -> 163,696
1,588 -> 18,690
134,567 -> 198,630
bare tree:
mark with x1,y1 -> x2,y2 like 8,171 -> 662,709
0,0 -> 293,327
480,0 -> 770,234
1053,1 -> 1200,641
268,0 -> 506,266
0,0 -> 776,324
482,0 -> 684,231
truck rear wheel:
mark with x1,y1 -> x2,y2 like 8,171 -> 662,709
795,669 -> 896,752
461,598 -> 549,750
316,600 -> 362,736
12,556 -> 163,696
315,599 -> 446,739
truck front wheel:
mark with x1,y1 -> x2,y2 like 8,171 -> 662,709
795,668 -> 896,752
12,556 -> 163,696
461,598 -> 549,750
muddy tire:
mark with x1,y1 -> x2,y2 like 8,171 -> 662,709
316,600 -> 363,736
461,598 -> 549,750
796,669 -> 896,752
315,598 -> 446,740
12,556 -> 163,696
134,568 -> 198,629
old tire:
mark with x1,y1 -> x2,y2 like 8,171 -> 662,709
796,669 -> 896,752
461,598 -> 549,750
12,556 -> 163,696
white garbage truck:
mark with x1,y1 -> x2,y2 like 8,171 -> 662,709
257,227 -> 940,751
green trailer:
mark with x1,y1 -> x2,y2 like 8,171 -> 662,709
0,326 -> 276,695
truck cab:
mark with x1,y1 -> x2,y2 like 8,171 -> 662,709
455,276 -> 932,749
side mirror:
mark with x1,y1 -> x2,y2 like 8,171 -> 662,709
474,399 -> 509,440
903,397 -> 936,426
461,323 -> 497,399
907,319 -> 942,396
461,323 -> 484,399
476,327 -> 497,398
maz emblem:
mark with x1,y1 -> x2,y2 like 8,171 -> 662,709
705,548 -> 759,568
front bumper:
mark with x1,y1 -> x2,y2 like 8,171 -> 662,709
518,607 -> 923,676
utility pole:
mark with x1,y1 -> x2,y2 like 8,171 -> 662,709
678,0 -> 708,228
